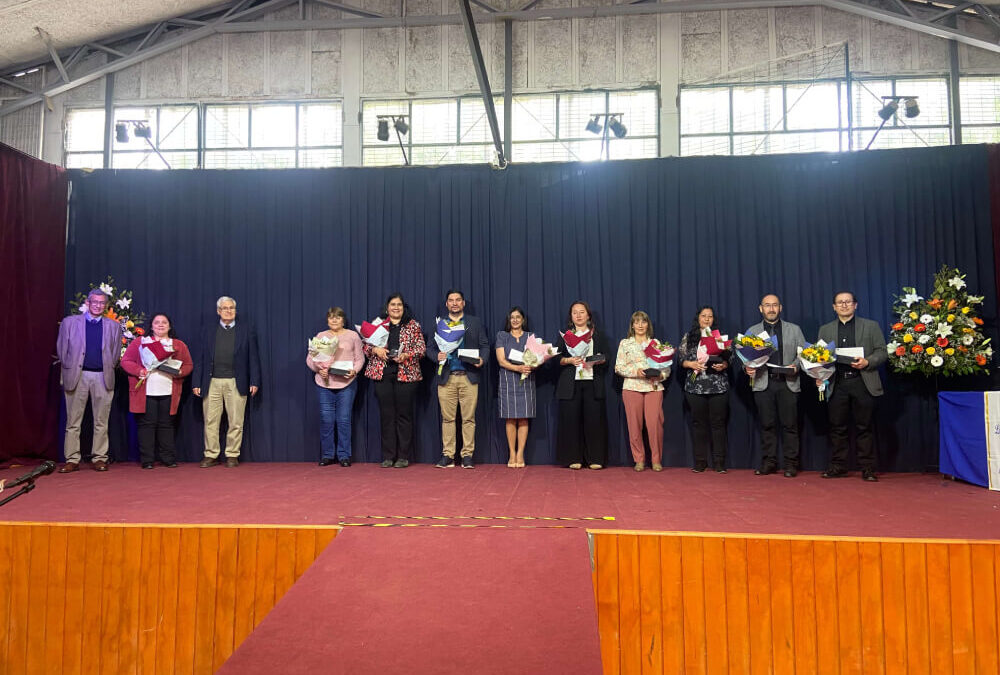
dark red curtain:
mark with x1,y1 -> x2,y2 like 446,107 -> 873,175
0,143 -> 67,464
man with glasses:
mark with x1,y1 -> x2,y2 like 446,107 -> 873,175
56,288 -> 123,472
743,294 -> 806,478
192,296 -> 261,468
817,291 -> 887,481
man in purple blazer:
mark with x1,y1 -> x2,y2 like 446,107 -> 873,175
56,288 -> 123,472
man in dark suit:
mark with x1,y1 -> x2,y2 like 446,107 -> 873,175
817,291 -> 887,481
56,288 -> 123,472
744,294 -> 807,477
192,296 -> 261,468
428,290 -> 490,469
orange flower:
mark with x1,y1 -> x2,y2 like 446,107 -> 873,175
104,309 -> 118,321
892,322 -> 904,331
928,298 -> 943,310
974,317 -> 984,326
135,327 -> 145,336
911,345 -> 923,354
914,323 -> 926,333
936,337 -> 949,347
948,299 -> 958,310
121,337 -> 127,345
976,354 -> 987,366
958,346 -> 969,353
895,346 -> 906,356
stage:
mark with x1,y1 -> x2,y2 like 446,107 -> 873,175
2,464 -> 1000,674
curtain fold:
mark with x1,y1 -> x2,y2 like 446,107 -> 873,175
65,145 -> 995,470
0,143 -> 68,463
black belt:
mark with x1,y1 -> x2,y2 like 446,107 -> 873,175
82,367 -> 103,372
838,370 -> 860,380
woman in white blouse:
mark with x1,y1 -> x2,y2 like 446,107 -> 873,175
615,311 -> 669,471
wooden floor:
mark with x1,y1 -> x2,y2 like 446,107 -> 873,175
591,529 -> 1000,675
0,522 -> 337,675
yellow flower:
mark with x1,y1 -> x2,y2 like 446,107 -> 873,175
964,327 -> 974,333
126,320 -> 134,329
909,311 -> 918,320
945,348 -> 955,355
962,307 -> 971,314
903,334 -> 913,343
947,314 -> 955,322
926,347 -> 936,355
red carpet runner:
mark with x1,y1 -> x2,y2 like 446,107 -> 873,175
219,527 -> 603,674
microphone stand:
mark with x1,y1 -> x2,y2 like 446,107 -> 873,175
0,479 -> 36,508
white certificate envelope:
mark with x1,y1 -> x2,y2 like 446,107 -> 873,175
837,347 -> 865,359
508,349 -> 525,362
458,348 -> 480,359
332,360 -> 353,371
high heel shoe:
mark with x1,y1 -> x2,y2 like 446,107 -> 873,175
507,457 -> 517,468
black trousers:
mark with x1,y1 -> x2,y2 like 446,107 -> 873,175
827,375 -> 877,471
686,392 -> 729,468
754,379 -> 800,469
374,379 -> 417,462
137,395 -> 176,465
557,381 -> 608,467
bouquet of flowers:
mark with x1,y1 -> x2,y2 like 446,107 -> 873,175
733,332 -> 778,388
308,335 -> 340,381
356,318 -> 391,349
642,339 -> 675,378
560,329 -> 594,377
888,265 -> 991,376
521,334 -> 558,381
691,329 -> 731,383
134,337 -> 180,389
434,317 -> 466,375
798,340 -> 836,401
69,276 -> 146,358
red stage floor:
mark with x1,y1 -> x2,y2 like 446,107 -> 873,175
2,463 -> 998,539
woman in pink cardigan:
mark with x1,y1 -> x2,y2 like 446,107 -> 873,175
120,313 -> 193,469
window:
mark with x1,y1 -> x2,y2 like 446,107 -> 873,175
362,89 -> 659,166
113,105 -> 199,169
679,76 -> 952,156
64,108 -> 105,169
960,76 -> 1000,144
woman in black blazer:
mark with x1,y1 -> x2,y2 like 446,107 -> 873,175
555,300 -> 610,469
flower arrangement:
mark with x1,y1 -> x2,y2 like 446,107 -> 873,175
735,334 -> 767,349
308,335 -> 340,382
798,340 -> 836,401
888,265 -> 991,376
69,276 -> 146,357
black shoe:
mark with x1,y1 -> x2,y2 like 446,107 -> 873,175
862,468 -> 878,482
691,464 -> 707,473
461,456 -> 474,469
754,464 -> 777,476
435,455 -> 455,468
141,462 -> 154,470
821,468 -> 849,479
340,459 -> 351,467
393,459 -> 409,468
319,458 -> 336,466
164,462 -> 178,468
381,459 -> 394,468
714,463 -> 727,474
784,468 -> 798,478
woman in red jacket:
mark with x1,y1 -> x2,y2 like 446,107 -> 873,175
120,313 -> 193,468
362,293 -> 426,468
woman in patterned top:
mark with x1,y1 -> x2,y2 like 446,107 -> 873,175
494,307 -> 535,468
679,305 -> 731,473
615,311 -> 669,472
362,293 -> 426,468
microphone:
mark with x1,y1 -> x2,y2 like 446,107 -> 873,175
1,461 -> 57,490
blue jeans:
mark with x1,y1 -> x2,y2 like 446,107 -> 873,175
317,381 -> 357,460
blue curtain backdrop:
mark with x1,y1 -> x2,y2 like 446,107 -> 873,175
64,145 -> 996,470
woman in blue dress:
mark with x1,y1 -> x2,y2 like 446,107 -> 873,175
495,307 -> 536,467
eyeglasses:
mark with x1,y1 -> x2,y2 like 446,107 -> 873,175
219,306 -> 236,311
834,300 -> 856,306
88,300 -> 107,306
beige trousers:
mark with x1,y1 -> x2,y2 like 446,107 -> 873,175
64,370 -> 114,464
438,373 -> 478,458
203,378 -> 247,459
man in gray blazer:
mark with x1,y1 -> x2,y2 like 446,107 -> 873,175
817,291 -> 887,481
55,288 -> 123,472
744,294 -> 807,477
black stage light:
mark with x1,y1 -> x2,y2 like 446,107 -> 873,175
585,116 -> 602,135
608,116 -> 627,138
115,122 -> 129,143
133,122 -> 152,139
877,99 -> 899,121
394,117 -> 409,135
377,119 -> 389,141
903,97 -> 920,118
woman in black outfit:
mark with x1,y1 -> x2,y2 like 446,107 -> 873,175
555,300 -> 610,469
679,305 -> 731,473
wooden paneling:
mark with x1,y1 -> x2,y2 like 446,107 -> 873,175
591,530 -> 1000,675
0,522 -> 338,674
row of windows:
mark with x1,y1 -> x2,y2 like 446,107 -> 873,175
679,75 -> 1000,156
63,77 -> 1000,168
64,89 -> 660,169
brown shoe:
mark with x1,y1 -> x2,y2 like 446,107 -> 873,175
58,462 -> 79,473
93,460 -> 108,472
225,458 -> 239,468
199,458 -> 220,468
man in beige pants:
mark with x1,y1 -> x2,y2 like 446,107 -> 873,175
56,288 -> 123,472
192,296 -> 261,467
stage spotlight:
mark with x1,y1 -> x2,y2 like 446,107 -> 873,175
115,122 -> 129,143
377,119 -> 389,141
133,122 -> 152,139
877,99 -> 899,121
394,117 -> 409,135
903,97 -> 920,118
608,116 -> 627,139
585,116 -> 602,135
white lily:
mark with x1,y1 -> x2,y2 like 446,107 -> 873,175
78,304 -> 87,313
116,297 -> 131,309
887,341 -> 899,352
948,276 -> 966,290
901,291 -> 923,307
100,282 -> 114,295
934,323 -> 953,338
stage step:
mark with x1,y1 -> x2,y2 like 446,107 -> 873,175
219,527 -> 602,674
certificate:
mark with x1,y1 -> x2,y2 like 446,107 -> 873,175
507,349 -> 524,365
